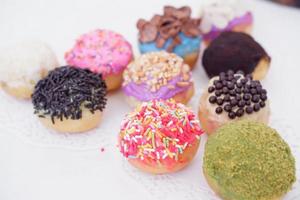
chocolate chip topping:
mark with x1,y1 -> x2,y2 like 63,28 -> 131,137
228,112 -> 236,119
216,107 -> 223,114
208,86 -> 215,93
32,66 -> 107,124
137,6 -> 201,52
209,96 -> 217,104
202,32 -> 271,78
246,106 -> 253,114
207,70 -> 268,119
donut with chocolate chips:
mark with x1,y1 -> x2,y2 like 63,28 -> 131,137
202,32 -> 271,80
32,66 -> 107,133
198,70 -> 270,135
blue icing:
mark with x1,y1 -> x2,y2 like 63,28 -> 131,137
138,32 -> 201,58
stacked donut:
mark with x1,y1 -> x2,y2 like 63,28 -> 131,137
0,1 -> 296,200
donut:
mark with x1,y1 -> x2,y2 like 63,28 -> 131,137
122,51 -> 194,107
118,99 -> 204,174
203,120 -> 296,200
271,0 -> 300,7
202,32 -> 271,80
0,41 -> 59,99
32,66 -> 107,133
198,70 -> 270,135
199,0 -> 253,45
137,6 -> 202,69
65,29 -> 133,91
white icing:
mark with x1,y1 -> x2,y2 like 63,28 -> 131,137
0,40 -> 59,88
199,0 -> 251,33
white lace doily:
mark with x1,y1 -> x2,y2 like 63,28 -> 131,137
0,0 -> 300,198
0,90 -> 120,150
111,115 -> 300,200
0,69 -> 299,199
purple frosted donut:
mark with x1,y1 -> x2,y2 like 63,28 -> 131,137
122,51 -> 194,106
200,1 -> 253,44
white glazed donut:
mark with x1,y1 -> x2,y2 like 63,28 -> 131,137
0,41 -> 59,99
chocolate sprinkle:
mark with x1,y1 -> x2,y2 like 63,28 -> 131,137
32,66 -> 107,123
202,32 -> 271,78
207,70 -> 268,119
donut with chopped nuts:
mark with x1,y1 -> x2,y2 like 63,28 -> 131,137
65,29 -> 133,91
32,66 -> 107,133
122,51 -> 194,107
202,32 -> 271,80
198,70 -> 270,135
137,6 -> 202,69
119,99 -> 204,174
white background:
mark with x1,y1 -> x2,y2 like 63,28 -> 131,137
0,0 -> 300,199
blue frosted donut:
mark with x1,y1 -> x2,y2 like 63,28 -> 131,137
137,6 -> 202,68
139,32 -> 201,60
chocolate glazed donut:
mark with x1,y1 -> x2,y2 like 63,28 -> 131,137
202,32 -> 271,80
270,0 -> 300,7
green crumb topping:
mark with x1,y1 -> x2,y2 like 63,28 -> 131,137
203,120 -> 296,200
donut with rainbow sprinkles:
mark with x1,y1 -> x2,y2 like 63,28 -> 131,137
118,99 -> 204,174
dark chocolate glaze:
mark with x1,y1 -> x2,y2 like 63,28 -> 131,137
202,32 -> 270,78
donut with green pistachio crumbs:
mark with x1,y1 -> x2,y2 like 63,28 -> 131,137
203,120 -> 296,200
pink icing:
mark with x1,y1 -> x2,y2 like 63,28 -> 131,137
65,29 -> 133,77
203,12 -> 253,41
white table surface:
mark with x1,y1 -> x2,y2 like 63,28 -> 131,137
0,0 -> 300,199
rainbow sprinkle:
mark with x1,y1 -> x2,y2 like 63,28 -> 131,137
118,99 -> 204,162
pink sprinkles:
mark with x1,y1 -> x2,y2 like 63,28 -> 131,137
119,99 -> 203,162
65,29 -> 133,77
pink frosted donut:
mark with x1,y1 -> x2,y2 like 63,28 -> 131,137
65,29 -> 133,78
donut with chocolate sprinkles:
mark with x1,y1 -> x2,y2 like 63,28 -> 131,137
198,70 -> 270,135
32,66 -> 107,133
202,32 -> 271,80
